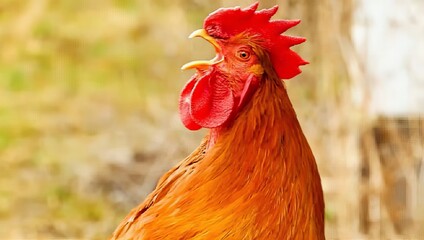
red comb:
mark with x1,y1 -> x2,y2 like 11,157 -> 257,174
204,2 -> 308,79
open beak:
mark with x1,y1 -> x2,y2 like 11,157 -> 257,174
181,29 -> 224,70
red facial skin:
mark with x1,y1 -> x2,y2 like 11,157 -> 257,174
179,38 -> 262,132
179,2 -> 308,135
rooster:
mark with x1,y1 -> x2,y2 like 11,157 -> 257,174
111,2 -> 324,239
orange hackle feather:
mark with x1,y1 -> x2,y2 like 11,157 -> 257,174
111,2 -> 324,239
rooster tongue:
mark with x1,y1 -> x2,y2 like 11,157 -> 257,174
181,56 -> 224,71
181,29 -> 224,71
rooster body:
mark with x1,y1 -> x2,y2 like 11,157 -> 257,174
112,3 -> 324,239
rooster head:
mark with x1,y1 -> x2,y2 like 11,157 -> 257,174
179,2 -> 307,130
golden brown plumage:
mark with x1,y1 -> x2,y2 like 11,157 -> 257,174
111,3 -> 324,239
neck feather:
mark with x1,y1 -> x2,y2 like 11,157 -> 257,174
194,72 -> 324,237
177,40 -> 324,236
208,72 -> 304,150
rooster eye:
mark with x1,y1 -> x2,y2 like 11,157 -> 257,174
236,50 -> 251,61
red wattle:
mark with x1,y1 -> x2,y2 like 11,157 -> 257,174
190,74 -> 235,128
179,77 -> 202,130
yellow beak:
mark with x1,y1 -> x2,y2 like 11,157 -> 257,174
181,29 -> 224,70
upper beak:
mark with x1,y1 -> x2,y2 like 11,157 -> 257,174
181,29 -> 224,70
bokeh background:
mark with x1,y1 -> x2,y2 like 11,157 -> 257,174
1,0 -> 423,239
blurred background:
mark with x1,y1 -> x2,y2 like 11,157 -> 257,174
0,0 -> 422,239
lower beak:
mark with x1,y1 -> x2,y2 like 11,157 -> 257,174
181,29 -> 224,70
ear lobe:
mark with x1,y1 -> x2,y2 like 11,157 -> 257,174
238,74 -> 260,108
190,74 -> 235,128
